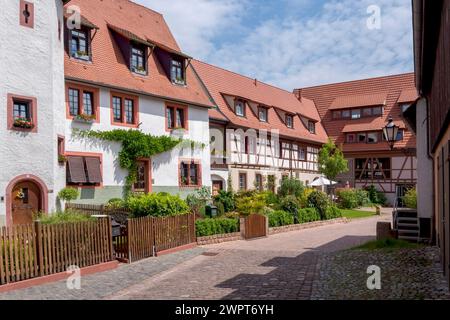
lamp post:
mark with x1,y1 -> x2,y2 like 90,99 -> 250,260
383,117 -> 400,150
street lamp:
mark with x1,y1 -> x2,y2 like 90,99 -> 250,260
383,117 -> 399,150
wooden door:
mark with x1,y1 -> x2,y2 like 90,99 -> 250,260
133,160 -> 150,194
212,180 -> 223,196
11,181 -> 40,225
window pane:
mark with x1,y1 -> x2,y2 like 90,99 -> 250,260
180,163 -> 189,186
113,96 -> 122,122
176,108 -> 185,128
367,132 -> 379,143
125,99 -> 134,124
236,102 -> 244,116
13,102 -> 30,120
167,107 -> 175,129
363,108 -> 372,117
357,133 -> 366,143
83,92 -> 94,115
259,108 -> 267,121
351,109 -> 361,119
299,148 -> 306,160
286,116 -> 293,128
342,110 -> 350,118
372,106 -> 382,115
333,111 -> 341,119
346,134 -> 355,143
69,89 -> 80,116
190,164 -> 198,185
308,121 -> 315,133
396,130 -> 404,141
131,47 -> 145,71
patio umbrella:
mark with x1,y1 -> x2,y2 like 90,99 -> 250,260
309,177 -> 338,187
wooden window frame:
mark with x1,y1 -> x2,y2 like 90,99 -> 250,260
165,103 -> 188,131
7,94 -> 38,133
255,173 -> 263,191
308,120 -> 316,134
19,0 -> 34,29
258,106 -> 268,122
239,172 -> 248,191
171,58 -> 186,85
69,28 -> 91,62
179,159 -> 202,188
333,106 -> 384,120
234,99 -> 246,117
130,44 -> 147,76
66,83 -> 100,122
286,114 -> 294,128
65,151 -> 103,188
110,91 -> 140,127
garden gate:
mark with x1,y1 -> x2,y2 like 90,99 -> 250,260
244,214 -> 268,240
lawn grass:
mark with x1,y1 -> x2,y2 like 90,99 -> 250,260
353,238 -> 422,251
341,209 -> 377,219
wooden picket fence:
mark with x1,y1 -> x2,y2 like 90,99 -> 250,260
0,219 -> 113,285
115,214 -> 196,263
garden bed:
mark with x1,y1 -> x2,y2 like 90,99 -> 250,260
269,218 -> 349,235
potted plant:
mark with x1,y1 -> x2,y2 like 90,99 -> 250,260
13,117 -> 34,129
58,154 -> 67,164
74,113 -> 95,124
73,50 -> 89,60
173,76 -> 185,85
133,66 -> 146,75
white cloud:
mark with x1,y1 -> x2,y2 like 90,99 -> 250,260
134,0 -> 246,59
135,0 -> 413,90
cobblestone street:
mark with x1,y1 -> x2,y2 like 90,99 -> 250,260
1,214 -> 449,300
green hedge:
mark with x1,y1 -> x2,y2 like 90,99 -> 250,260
196,218 -> 240,237
325,205 -> 342,220
336,189 -> 371,209
268,210 -> 294,228
297,208 -> 321,223
125,192 -> 189,217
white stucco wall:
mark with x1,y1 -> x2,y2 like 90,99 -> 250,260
65,86 -> 211,196
0,0 -> 65,225
416,98 -> 434,218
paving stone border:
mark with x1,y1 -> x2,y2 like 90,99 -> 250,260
197,232 -> 242,245
269,218 -> 349,235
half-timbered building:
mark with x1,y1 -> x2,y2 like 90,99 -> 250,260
298,74 -> 418,206
192,60 -> 328,194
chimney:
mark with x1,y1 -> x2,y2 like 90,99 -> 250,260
295,89 -> 303,102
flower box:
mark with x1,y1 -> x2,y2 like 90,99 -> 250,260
72,51 -> 90,61
73,114 -> 95,124
172,77 -> 186,85
132,67 -> 147,76
13,118 -> 34,129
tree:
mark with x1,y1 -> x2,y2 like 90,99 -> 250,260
318,139 -> 349,183
57,187 -> 79,204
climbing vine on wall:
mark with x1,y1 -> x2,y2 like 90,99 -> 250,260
73,128 -> 205,193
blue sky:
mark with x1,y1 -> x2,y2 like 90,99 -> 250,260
136,0 -> 414,90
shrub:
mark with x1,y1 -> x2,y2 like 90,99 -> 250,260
299,188 -> 315,208
260,191 -> 279,207
307,190 -> 330,220
213,190 -> 236,213
298,208 -> 321,223
355,189 -> 371,207
235,192 -> 266,216
268,210 -> 294,227
278,178 -> 305,198
365,185 -> 387,206
403,187 -> 417,209
57,187 -> 79,203
195,218 -> 239,237
215,201 -> 225,216
125,192 -> 189,217
186,187 -> 211,216
280,195 -> 300,215
324,205 -> 342,220
105,198 -> 124,210
37,209 -> 94,225
336,189 -> 359,209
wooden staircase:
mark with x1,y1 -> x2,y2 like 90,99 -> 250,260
394,209 -> 420,242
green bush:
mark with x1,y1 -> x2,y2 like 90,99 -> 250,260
195,218 -> 240,237
235,191 -> 266,216
278,178 -> 305,198
298,208 -> 321,223
365,185 -> 387,206
280,195 -> 300,215
37,209 -> 95,225
125,192 -> 189,217
213,190 -> 236,213
403,187 -> 417,209
324,205 -> 342,220
186,187 -> 211,216
268,210 -> 294,227
299,188 -> 315,208
355,189 -> 371,207
57,187 -> 79,203
105,198 -> 124,209
307,190 -> 330,219
336,189 -> 359,209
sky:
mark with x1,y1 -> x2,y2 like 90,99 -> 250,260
135,0 -> 414,90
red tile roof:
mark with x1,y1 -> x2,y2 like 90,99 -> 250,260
397,89 -> 419,103
64,0 -> 213,108
329,92 -> 388,110
192,60 -> 328,144
298,73 -> 417,152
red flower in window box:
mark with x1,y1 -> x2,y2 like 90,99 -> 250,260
13,117 -> 34,129
74,113 -> 95,123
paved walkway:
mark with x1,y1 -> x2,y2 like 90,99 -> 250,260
1,213 -> 448,300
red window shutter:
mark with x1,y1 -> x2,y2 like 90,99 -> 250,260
85,157 -> 102,183
67,156 -> 87,183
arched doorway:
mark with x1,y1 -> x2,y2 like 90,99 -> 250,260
6,175 -> 48,226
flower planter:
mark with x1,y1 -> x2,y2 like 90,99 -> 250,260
73,115 -> 95,124
13,119 -> 34,129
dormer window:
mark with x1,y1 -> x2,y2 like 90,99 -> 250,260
258,107 -> 268,122
286,114 -> 294,128
235,100 -> 245,117
308,121 -> 316,134
70,29 -> 90,61
171,59 -> 185,85
131,45 -> 146,75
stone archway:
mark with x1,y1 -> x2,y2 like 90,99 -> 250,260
5,174 -> 48,226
